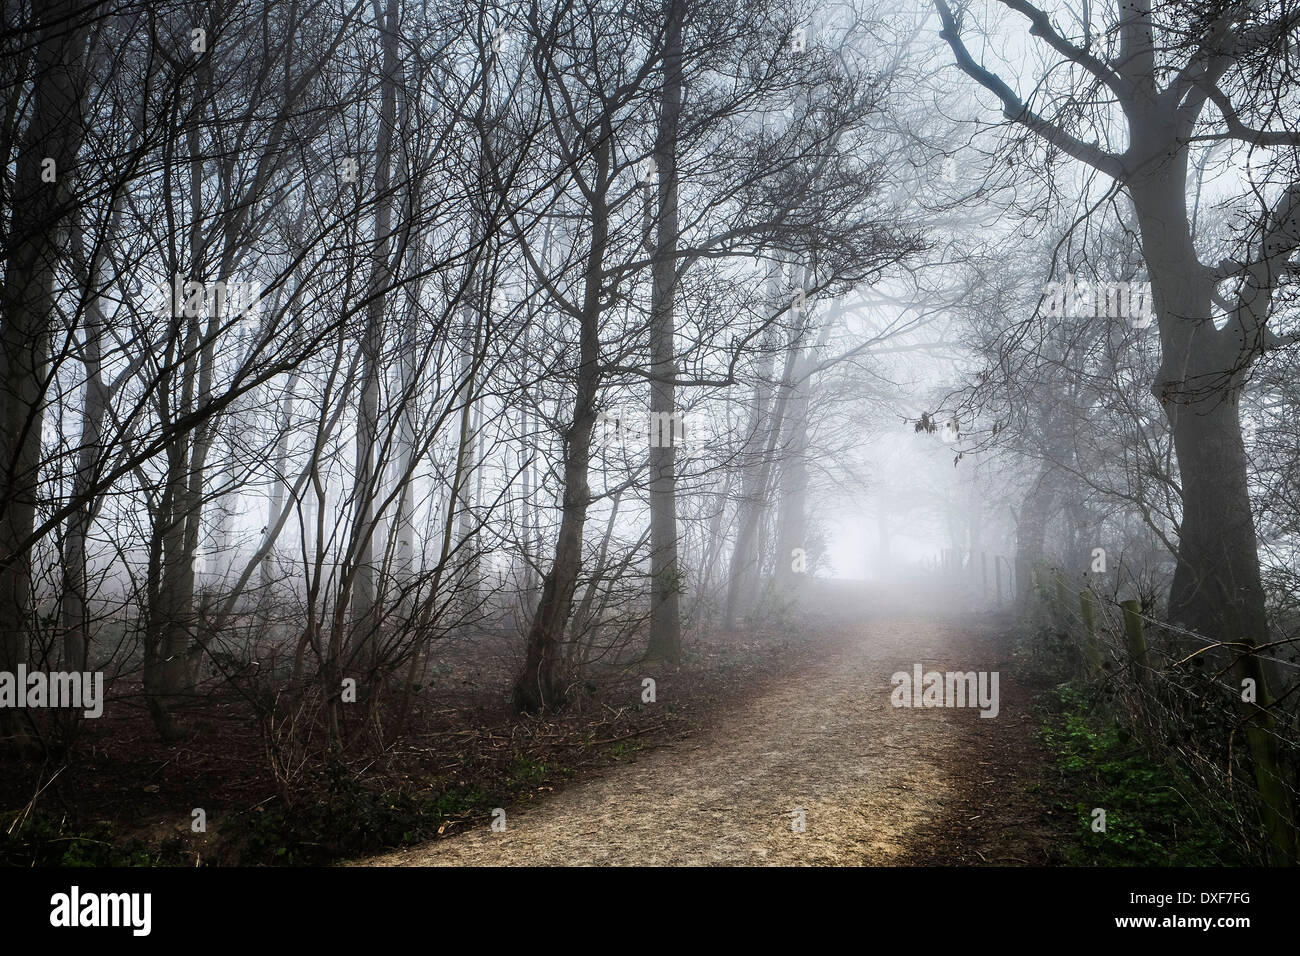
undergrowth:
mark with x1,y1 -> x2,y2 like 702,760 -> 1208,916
1039,684 -> 1246,866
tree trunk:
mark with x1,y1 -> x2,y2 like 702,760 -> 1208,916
263,370 -> 298,593
143,99 -> 224,739
1014,464 -> 1056,608
511,133 -> 611,714
567,488 -> 622,671
452,303 -> 483,606
392,309 -> 419,595
774,273 -> 835,593
774,296 -> 812,591
1133,155 -> 1295,861
646,0 -> 685,663
723,264 -> 783,628
61,206 -> 121,675
350,0 -> 399,673
0,0 -> 89,751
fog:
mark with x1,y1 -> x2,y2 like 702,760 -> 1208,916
1,0 -> 1298,879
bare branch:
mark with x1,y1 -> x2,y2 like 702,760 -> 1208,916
933,0 -> 1126,181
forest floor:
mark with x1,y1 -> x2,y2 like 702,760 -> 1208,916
363,581 -> 1069,866
1,578 -> 1075,866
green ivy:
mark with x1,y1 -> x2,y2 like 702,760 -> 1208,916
1039,685 -> 1244,866
226,776 -> 494,866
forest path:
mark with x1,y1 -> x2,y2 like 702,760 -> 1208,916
365,592 -> 1051,866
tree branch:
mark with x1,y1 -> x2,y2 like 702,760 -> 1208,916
933,0 -> 1126,181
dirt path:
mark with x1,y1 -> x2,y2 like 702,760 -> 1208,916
365,606 -> 1056,866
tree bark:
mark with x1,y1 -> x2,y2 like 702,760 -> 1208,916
723,265 -> 783,628
1014,464 -> 1056,609
350,0 -> 400,672
646,0 -> 685,663
0,0 -> 90,751
1133,167 -> 1296,862
61,205 -> 122,675
511,133 -> 611,714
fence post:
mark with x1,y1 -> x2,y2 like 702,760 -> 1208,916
1054,570 -> 1068,619
1120,599 -> 1149,684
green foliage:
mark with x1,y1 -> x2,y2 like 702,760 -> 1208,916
507,756 -> 547,785
0,811 -> 185,867
1039,684 -> 1244,866
5,756 -> 576,867
227,774 -> 493,866
609,740 -> 644,760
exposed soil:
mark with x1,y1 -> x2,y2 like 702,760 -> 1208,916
0,588 -> 820,864
365,583 -> 1068,866
2,579 -> 1069,866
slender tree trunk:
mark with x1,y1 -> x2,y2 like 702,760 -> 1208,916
1014,464 -> 1056,608
646,0 -> 685,662
452,302 -> 483,605
723,265 -> 782,628
567,488 -> 622,671
774,274 -> 835,592
0,0 -> 90,751
393,311 -> 419,595
262,370 -> 298,593
512,134 -> 611,714
61,206 -> 121,675
699,468 -> 734,596
350,0 -> 399,673
144,93 -> 223,739
519,398 -> 539,614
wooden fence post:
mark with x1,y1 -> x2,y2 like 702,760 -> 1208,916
1054,570 -> 1069,623
1120,599 -> 1149,684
